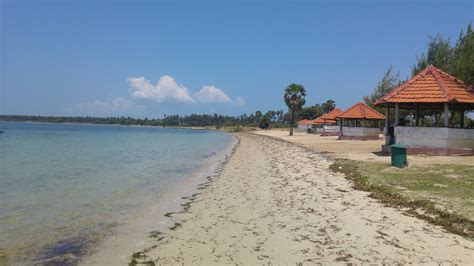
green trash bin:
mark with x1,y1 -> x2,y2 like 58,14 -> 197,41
391,144 -> 408,168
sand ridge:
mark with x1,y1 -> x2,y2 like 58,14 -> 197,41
139,133 -> 474,264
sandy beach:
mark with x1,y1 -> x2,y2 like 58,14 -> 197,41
134,133 -> 474,264
254,129 -> 474,166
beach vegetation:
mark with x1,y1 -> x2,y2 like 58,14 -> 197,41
258,115 -> 272,129
330,159 -> 474,239
283,83 -> 307,136
169,222 -> 182,231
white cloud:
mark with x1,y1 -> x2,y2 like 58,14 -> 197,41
127,75 -> 245,106
67,97 -> 146,116
127,76 -> 195,103
234,96 -> 245,106
195,86 -> 232,103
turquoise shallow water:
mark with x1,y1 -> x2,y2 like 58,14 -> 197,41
0,122 -> 233,264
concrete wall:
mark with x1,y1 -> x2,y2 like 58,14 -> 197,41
395,126 -> 474,149
297,124 -> 308,132
341,127 -> 381,137
323,125 -> 340,133
314,127 -> 324,133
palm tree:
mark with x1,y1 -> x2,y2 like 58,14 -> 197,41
284,83 -> 306,136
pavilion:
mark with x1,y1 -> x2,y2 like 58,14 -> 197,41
297,119 -> 311,133
375,65 -> 474,155
311,108 -> 343,136
337,102 -> 385,140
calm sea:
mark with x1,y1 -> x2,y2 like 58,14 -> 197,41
0,122 -> 234,265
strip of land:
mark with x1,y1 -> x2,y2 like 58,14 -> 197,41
131,133 -> 473,264
254,129 -> 474,166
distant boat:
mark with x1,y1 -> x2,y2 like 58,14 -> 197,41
0,131 -> 3,133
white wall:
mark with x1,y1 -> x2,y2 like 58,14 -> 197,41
395,126 -> 474,149
342,127 -> 381,137
314,127 -> 324,133
297,124 -> 309,132
323,125 -> 340,133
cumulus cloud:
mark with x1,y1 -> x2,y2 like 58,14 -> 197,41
67,97 -> 146,116
234,96 -> 245,106
195,86 -> 232,103
127,75 -> 245,106
127,76 -> 195,103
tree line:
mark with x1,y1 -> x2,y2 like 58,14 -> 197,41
0,112 -> 286,129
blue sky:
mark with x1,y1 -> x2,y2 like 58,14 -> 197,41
1,0 -> 473,117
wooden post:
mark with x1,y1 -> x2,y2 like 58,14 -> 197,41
394,103 -> 399,126
385,105 -> 390,135
415,104 -> 420,126
444,103 -> 449,127
460,105 -> 465,128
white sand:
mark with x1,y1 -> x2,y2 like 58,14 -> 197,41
136,133 -> 473,264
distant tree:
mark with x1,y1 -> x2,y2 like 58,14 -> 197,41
298,105 -> 322,120
284,83 -> 306,136
412,34 -> 454,75
364,66 -> 402,107
263,111 -> 276,122
452,23 -> 474,86
255,111 -> 262,124
411,23 -> 474,87
278,110 -> 285,124
321,99 -> 336,113
258,116 -> 271,129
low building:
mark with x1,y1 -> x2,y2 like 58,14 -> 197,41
375,65 -> 474,155
297,119 -> 311,133
318,108 -> 343,136
337,102 -> 385,140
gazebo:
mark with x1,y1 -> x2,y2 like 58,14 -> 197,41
311,108 -> 343,136
375,65 -> 474,155
337,102 -> 385,140
297,119 -> 311,133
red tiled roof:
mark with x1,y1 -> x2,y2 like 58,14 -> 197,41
375,65 -> 474,105
320,108 -> 343,122
297,119 -> 310,125
337,102 -> 385,120
310,116 -> 326,125
307,108 -> 342,125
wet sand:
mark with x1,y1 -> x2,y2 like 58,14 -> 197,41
80,136 -> 238,265
136,133 -> 474,264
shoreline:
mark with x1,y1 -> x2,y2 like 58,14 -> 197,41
78,133 -> 238,265
0,123 -> 238,265
132,133 -> 474,264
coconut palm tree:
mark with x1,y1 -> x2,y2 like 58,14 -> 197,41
284,83 -> 306,136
